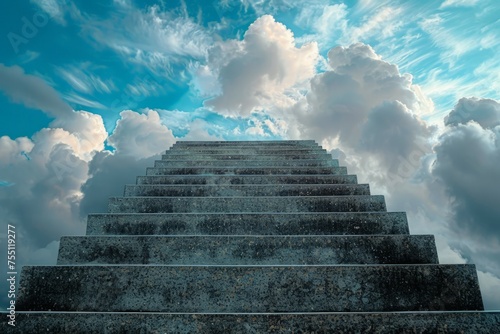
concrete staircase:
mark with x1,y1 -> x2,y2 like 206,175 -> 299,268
12,140 -> 500,332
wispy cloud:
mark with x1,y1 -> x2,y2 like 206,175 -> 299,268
0,64 -> 72,117
56,64 -> 116,95
80,4 -> 213,73
440,0 -> 479,9
30,0 -> 64,21
62,92 -> 106,109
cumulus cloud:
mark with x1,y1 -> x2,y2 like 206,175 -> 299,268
445,97 -> 500,129
107,109 -> 175,159
203,15 -> 319,116
292,43 -> 434,182
428,97 -> 500,308
433,116 -> 500,243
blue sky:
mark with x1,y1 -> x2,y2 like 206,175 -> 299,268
1,0 -> 500,310
1,0 -> 498,138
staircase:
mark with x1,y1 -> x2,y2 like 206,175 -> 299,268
12,140 -> 500,332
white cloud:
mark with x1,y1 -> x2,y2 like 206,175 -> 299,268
433,112 -> 500,244
203,15 -> 319,116
419,14 -> 479,61
56,64 -> 116,94
440,0 -> 479,8
81,4 -> 212,72
30,0 -> 67,24
342,6 -> 403,44
295,43 -> 434,161
445,97 -> 500,128
107,109 -> 175,159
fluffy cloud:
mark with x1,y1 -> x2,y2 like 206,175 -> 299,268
292,43 -> 434,183
445,97 -> 500,129
433,100 -> 500,244
107,109 -> 175,159
203,15 -> 319,115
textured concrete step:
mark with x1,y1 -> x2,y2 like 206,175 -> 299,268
173,140 -> 317,146
9,311 -> 500,334
124,184 -> 370,197
137,174 -> 357,185
17,265 -> 483,312
167,148 -> 327,154
170,142 -> 321,150
162,153 -> 332,160
86,212 -> 409,235
154,159 -> 339,167
108,195 -> 386,213
57,235 -> 438,265
145,166 -> 348,176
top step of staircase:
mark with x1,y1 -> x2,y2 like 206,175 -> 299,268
174,140 -> 317,145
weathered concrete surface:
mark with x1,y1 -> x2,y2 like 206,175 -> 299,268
58,235 -> 437,265
13,139 -> 493,332
17,265 -> 483,312
108,195 -> 387,213
165,148 -> 327,154
162,153 -> 332,160
145,166 -> 348,176
136,174 -> 358,185
86,212 -> 410,236
154,159 -> 339,167
7,311 -> 500,334
173,145 -> 326,149
174,140 -> 317,145
123,183 -> 370,197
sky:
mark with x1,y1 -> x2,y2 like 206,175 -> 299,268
0,0 -> 499,310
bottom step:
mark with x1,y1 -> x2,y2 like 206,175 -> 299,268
5,312 -> 499,333
17,265 -> 483,312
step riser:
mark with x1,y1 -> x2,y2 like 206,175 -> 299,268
57,235 -> 438,265
162,154 -> 332,160
172,144 -> 319,149
9,312 -> 500,334
174,140 -> 317,145
137,175 -> 357,185
145,167 -> 348,176
168,149 -> 326,154
86,212 -> 410,236
108,196 -> 387,213
154,160 -> 339,167
123,184 -> 370,197
17,265 -> 483,312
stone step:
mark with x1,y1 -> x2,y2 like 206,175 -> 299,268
154,159 -> 339,167
57,235 -> 438,265
170,142 -> 322,150
86,212 -> 409,236
145,166 -> 348,176
137,174 -> 358,185
9,311 -> 500,333
124,184 -> 370,197
17,264 -> 483,312
161,153 -> 332,160
173,140 -> 318,146
108,195 -> 386,213
167,148 -> 327,154
136,174 -> 357,185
